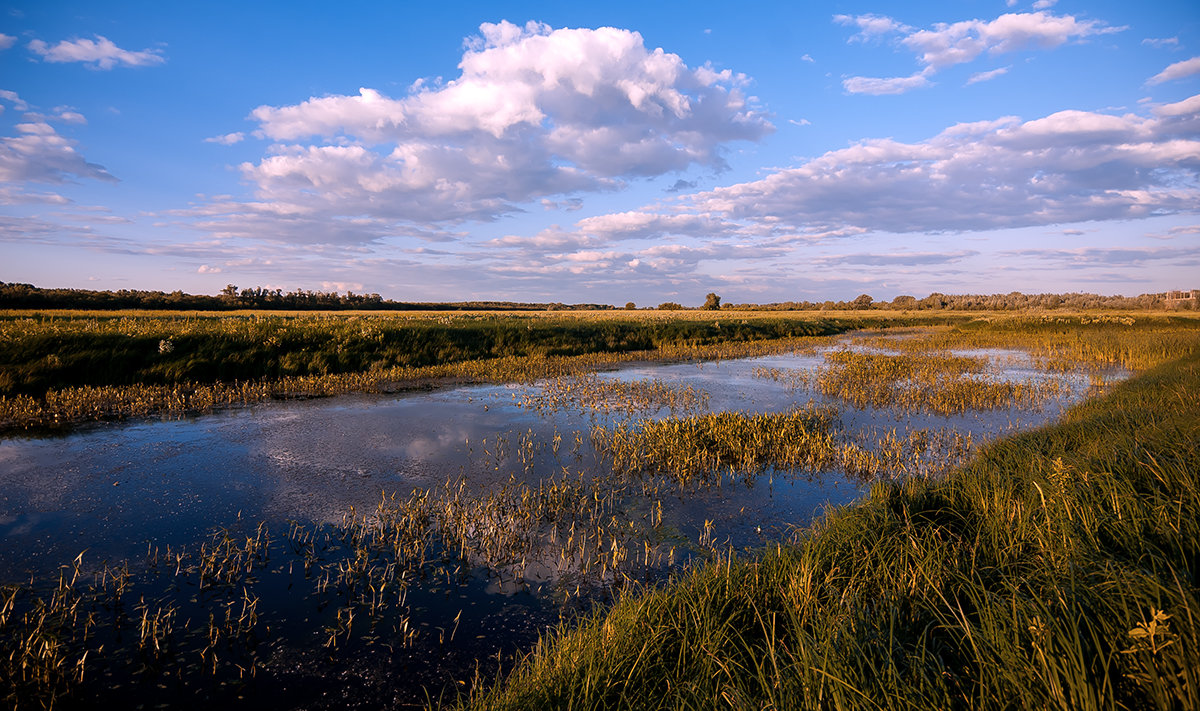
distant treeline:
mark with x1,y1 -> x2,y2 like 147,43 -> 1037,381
728,290 -> 1198,311
1,282 -> 1196,312
0,283 -> 614,312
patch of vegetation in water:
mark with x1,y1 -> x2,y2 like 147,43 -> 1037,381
463,340 -> 1200,710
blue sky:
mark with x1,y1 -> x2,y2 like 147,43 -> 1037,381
2,1 -> 1198,305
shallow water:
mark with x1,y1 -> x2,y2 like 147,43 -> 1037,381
0,341 -> 1120,706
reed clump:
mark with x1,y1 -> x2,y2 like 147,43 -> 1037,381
518,374 -> 710,418
590,408 -> 880,484
757,349 -> 1066,414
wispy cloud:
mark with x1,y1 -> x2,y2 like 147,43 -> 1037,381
28,35 -> 165,69
966,66 -> 1010,85
1147,56 -> 1200,85
843,71 -> 932,95
0,33 -> 16,51
1142,37 -> 1180,50
838,11 -> 1122,94
204,132 -> 244,145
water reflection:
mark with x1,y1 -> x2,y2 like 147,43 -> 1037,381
0,340 -> 1124,707
1,344 -> 1114,582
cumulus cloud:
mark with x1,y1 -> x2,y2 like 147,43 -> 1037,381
0,34 -> 15,51
0,117 -> 117,185
838,11 -> 1121,94
28,35 -> 165,69
546,94 -> 1200,249
196,21 -> 770,243
205,132 -> 244,145
690,95 -> 1200,233
1148,56 -> 1200,85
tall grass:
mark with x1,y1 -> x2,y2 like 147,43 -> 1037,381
466,349 -> 1200,709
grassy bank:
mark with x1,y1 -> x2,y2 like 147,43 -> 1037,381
466,350 -> 1200,709
0,310 -> 952,431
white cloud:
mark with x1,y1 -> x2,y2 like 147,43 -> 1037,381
54,110 -> 87,124
843,71 -> 932,95
197,264 -> 222,274
205,132 -> 245,145
1147,56 -> 1200,85
1032,0 -> 1057,9
0,34 -> 15,51
966,66 -> 1010,84
548,95 -> 1200,247
194,21 -> 771,243
28,35 -> 165,69
834,14 -> 912,42
836,11 -> 1121,94
0,117 -> 117,184
1142,37 -> 1180,50
901,12 -> 1120,70
0,89 -> 28,111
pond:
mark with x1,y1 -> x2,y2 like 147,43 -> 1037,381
0,337 -> 1120,708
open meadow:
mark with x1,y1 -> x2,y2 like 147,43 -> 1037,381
1,309 -> 1197,709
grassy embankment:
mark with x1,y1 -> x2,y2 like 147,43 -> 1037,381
0,310 -> 953,431
467,317 -> 1200,710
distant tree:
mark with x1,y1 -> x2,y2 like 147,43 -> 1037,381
703,292 -> 722,310
851,293 -> 874,310
625,302 -> 637,310
658,302 -> 683,311
891,295 -> 917,310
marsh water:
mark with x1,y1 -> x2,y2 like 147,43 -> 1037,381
0,339 -> 1119,708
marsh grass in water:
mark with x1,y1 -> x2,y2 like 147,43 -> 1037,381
756,350 -> 1067,414
464,339 -> 1200,710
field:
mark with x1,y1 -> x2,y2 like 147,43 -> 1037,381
1,309 -> 1197,709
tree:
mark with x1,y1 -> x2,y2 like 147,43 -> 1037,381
658,302 -> 683,311
891,295 -> 917,310
625,302 -> 637,310
703,292 -> 722,310
851,293 -> 873,310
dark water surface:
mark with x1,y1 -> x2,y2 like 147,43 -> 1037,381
0,343 -> 1118,707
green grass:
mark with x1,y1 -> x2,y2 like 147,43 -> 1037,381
465,350 -> 1200,710
0,311 -> 877,397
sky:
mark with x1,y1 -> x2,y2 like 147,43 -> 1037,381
1,1 -> 1198,306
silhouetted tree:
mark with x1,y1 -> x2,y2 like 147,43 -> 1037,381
703,293 -> 722,310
